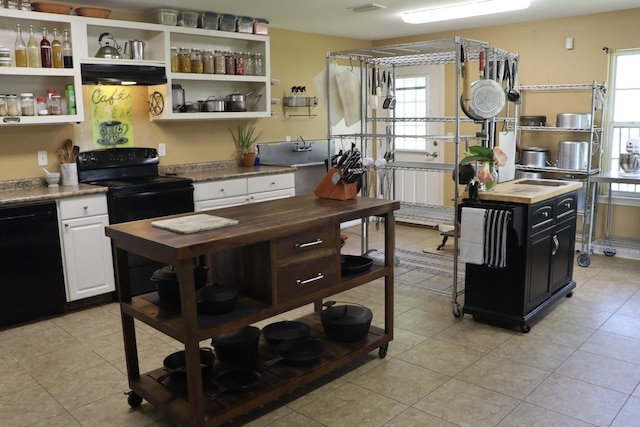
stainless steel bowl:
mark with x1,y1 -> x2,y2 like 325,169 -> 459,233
619,152 -> 640,174
556,113 -> 591,129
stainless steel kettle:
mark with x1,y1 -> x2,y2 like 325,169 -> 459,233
95,33 -> 122,59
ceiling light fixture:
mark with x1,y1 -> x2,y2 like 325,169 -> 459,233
402,0 -> 531,24
350,3 -> 387,13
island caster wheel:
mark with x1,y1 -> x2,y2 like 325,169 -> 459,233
604,250 -> 616,257
452,303 -> 464,319
126,391 -> 143,408
378,344 -> 388,359
577,253 -> 591,267
520,325 -> 531,333
566,291 -> 574,297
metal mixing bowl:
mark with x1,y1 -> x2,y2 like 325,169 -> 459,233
619,152 -> 640,174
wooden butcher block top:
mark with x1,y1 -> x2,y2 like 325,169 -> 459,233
470,178 -> 583,204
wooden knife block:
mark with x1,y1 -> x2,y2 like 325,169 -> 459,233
314,167 -> 358,200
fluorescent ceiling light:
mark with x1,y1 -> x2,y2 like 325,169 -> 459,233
402,0 -> 531,24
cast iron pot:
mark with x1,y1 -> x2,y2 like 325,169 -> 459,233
157,347 -> 215,383
321,301 -> 372,342
196,285 -> 238,315
151,265 -> 208,303
212,326 -> 261,368
262,320 -> 311,345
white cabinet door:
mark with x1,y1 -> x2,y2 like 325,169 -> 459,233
195,195 -> 249,211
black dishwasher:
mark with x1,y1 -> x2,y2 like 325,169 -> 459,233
0,201 -> 66,327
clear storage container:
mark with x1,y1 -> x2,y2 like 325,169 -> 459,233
20,92 -> 34,116
253,18 -> 269,35
150,9 -> 178,26
237,16 -> 254,33
178,11 -> 198,27
198,12 -> 219,29
219,14 -> 236,32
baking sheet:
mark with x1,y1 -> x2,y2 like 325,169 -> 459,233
151,214 -> 239,234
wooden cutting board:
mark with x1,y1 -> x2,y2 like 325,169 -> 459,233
151,214 -> 239,234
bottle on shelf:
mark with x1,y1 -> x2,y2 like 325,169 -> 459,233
40,27 -> 52,68
51,29 -> 63,69
26,25 -> 41,68
14,24 -> 27,67
62,29 -> 73,68
66,84 -> 76,115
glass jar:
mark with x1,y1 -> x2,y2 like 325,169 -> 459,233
5,0 -> 19,9
202,49 -> 214,74
0,95 -> 7,116
170,47 -> 178,73
18,0 -> 31,10
20,92 -> 34,116
254,53 -> 264,76
6,94 -> 18,116
225,51 -> 235,75
214,50 -> 226,74
49,94 -> 62,115
234,52 -> 245,75
178,47 -> 191,73
190,48 -> 203,73
36,97 -> 48,115
245,52 -> 255,76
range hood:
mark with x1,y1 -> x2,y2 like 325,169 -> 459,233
81,63 -> 167,85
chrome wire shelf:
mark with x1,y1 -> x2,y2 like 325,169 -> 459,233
396,202 -> 454,224
380,161 -> 455,172
514,165 -> 601,175
518,125 -> 603,132
591,236 -> 640,255
519,83 -> 606,92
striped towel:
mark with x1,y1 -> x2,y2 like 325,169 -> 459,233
484,209 -> 511,268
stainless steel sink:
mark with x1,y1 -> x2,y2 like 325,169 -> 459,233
516,179 -> 567,187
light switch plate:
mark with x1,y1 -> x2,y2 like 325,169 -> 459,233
38,151 -> 48,166
158,143 -> 166,156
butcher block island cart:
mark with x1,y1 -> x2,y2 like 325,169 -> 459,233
105,195 -> 399,427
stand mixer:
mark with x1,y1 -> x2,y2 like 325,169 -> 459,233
619,137 -> 640,174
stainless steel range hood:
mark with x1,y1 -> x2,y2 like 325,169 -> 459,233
81,63 -> 167,85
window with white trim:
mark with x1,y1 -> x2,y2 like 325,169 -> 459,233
394,76 -> 429,151
608,49 -> 640,195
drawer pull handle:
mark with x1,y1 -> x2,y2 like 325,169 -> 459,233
84,206 -> 88,210
552,234 -> 559,255
297,273 -> 324,286
541,211 -> 549,218
295,239 -> 323,249
564,202 -> 571,208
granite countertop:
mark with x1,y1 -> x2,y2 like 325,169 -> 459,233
0,164 -> 296,207
473,178 -> 583,204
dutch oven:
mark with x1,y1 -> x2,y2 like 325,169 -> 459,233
157,347 -> 215,383
151,265 -> 208,303
262,320 -> 311,345
212,326 -> 261,367
196,284 -> 238,315
321,301 -> 372,342
519,147 -> 549,167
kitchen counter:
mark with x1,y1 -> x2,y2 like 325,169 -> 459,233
170,165 -> 296,183
0,181 -> 107,207
470,178 -> 583,204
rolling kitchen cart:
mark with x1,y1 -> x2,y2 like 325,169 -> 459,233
105,195 -> 399,427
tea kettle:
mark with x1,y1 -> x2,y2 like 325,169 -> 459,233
95,33 -> 122,59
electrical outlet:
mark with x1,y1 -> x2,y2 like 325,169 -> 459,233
37,151 -> 48,166
158,143 -> 166,156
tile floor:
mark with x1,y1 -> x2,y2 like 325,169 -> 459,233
1,224 -> 640,427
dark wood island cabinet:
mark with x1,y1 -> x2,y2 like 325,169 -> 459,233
105,194 -> 399,427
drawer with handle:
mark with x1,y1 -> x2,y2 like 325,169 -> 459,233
275,254 -> 338,303
274,224 -> 337,260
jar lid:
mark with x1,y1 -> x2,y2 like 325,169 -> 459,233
51,94 -> 62,98
239,16 -> 254,22
36,97 -> 47,102
256,18 -> 269,23
20,93 -> 33,97
0,47 -> 10,52
7,94 -> 17,97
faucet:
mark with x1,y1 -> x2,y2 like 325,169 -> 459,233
293,134 -> 312,152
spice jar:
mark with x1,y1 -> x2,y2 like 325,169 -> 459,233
214,50 -> 226,74
190,48 -> 203,74
234,51 -> 245,75
170,47 -> 178,73
202,49 -> 214,74
20,92 -> 34,116
178,47 -> 191,73
6,94 -> 18,116
245,52 -> 255,76
225,51 -> 235,75
49,94 -> 62,115
0,95 -> 7,116
36,97 -> 48,115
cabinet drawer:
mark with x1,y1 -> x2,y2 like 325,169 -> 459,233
276,254 -> 338,303
248,173 -> 294,194
193,179 -> 247,201
530,203 -> 554,233
556,193 -> 577,220
59,194 -> 108,219
274,225 -> 337,260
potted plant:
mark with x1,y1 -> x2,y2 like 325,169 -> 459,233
230,123 -> 263,167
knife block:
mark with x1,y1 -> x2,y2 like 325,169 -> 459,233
314,167 -> 358,200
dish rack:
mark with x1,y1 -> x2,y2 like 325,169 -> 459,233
283,96 -> 318,119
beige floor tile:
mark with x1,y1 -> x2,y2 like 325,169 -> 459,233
296,382 -> 407,427
578,274 -> 640,300
242,409 -> 323,427
496,402 -> 594,427
0,385 -> 66,427
556,349 -> 640,394
383,328 -> 429,358
566,287 -> 628,313
42,362 -> 128,410
580,330 -> 640,365
29,412 -> 83,426
0,350 -> 38,397
0,324 -> 80,360
525,373 -> 627,426
394,307 -> 456,337
457,354 -> 549,400
351,358 -> 449,405
414,378 -> 519,426
52,307 -> 122,341
611,396 -> 640,427
0,319 -> 58,340
616,291 -> 640,319
70,392 -> 164,427
490,334 -> 574,371
524,317 -> 596,349
433,317 -> 514,353
396,337 -> 484,376
384,407 -> 458,426
20,343 -> 105,383
544,298 -> 614,330
600,313 -> 640,340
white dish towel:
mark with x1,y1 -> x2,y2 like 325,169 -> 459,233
460,207 -> 486,265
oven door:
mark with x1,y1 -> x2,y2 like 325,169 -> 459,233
108,186 -> 195,296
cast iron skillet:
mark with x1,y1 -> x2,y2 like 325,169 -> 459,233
341,254 -> 373,275
156,348 -> 215,383
263,337 -> 324,367
208,367 -> 262,400
262,320 -> 311,345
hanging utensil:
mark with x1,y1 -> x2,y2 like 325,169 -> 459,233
508,60 -> 521,103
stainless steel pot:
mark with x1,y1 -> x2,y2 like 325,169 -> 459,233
556,113 -> 591,129
201,96 -> 225,112
516,171 -> 543,179
95,32 -> 122,59
226,90 -> 255,112
520,147 -> 549,166
557,141 -> 589,170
